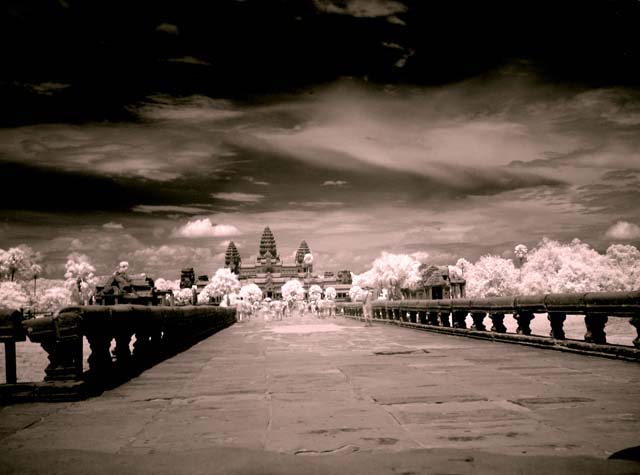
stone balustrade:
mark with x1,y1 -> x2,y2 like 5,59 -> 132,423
1,305 -> 235,400
338,291 -> 640,361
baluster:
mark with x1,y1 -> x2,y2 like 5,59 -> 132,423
427,311 -> 439,326
470,312 -> 486,331
113,331 -> 133,366
630,315 -> 640,348
418,311 -> 427,324
513,311 -> 535,335
452,311 -> 468,329
547,312 -> 566,339
438,311 -> 451,327
87,334 -> 113,377
489,312 -> 506,333
584,313 -> 607,344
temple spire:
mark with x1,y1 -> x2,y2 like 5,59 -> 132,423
224,241 -> 241,274
259,226 -> 278,258
295,240 -> 311,264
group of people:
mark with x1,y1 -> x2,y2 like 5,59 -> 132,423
234,296 -> 344,322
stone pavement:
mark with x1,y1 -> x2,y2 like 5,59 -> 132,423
1,313 -> 639,474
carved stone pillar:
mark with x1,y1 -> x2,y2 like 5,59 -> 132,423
40,338 -> 83,381
113,332 -> 133,366
452,311 -> 468,329
27,313 -> 84,381
513,311 -> 535,335
438,311 -> 451,327
547,312 -> 566,339
427,311 -> 440,326
418,311 -> 427,324
584,313 -> 607,344
630,316 -> 640,348
87,334 -> 113,376
470,312 -> 486,331
489,313 -> 507,333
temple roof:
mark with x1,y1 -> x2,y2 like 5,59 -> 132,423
259,226 -> 278,258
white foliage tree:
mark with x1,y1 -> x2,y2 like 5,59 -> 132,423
324,286 -> 337,300
606,244 -> 640,290
198,268 -> 241,304
349,285 -> 364,302
174,288 -> 195,305
64,253 -> 99,304
154,278 -> 180,291
464,255 -> 519,298
239,283 -> 263,303
0,282 -> 29,309
371,252 -> 421,297
281,279 -> 305,302
518,238 -> 620,294
308,284 -> 323,301
37,286 -> 73,313
0,245 -> 40,282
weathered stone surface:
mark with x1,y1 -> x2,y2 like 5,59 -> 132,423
1,314 -> 639,474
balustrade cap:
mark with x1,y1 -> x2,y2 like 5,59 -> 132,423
544,293 -> 586,312
514,295 -> 546,311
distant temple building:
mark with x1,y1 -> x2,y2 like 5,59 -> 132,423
224,226 -> 352,300
407,265 -> 466,300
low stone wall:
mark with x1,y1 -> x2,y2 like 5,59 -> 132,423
338,291 -> 640,362
1,305 -> 236,401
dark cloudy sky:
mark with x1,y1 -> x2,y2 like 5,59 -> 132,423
1,0 -> 640,279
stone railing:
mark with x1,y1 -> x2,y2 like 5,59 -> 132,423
1,305 -> 235,400
338,291 -> 640,361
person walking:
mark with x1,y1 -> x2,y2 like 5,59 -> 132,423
362,285 -> 374,327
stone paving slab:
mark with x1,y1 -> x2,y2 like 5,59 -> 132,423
1,313 -> 639,474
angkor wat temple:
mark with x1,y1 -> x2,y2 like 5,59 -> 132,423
224,226 -> 352,300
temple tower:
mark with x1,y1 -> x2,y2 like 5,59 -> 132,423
224,241 -> 241,274
259,226 -> 278,259
295,240 -> 310,265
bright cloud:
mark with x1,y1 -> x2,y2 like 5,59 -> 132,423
313,0 -> 407,18
212,192 -> 265,203
102,222 -> 123,229
605,221 -> 640,240
132,205 -> 213,214
155,23 -> 179,35
174,218 -> 240,238
322,180 -> 348,186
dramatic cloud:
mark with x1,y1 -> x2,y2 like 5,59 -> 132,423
605,221 -> 640,240
22,82 -> 71,96
322,180 -> 348,186
165,56 -> 211,66
102,222 -> 124,230
129,245 -> 219,279
212,192 -> 265,203
132,205 -> 213,214
313,0 -> 407,18
174,218 -> 240,238
155,23 -> 179,35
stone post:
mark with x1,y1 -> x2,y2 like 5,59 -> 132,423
427,311 -> 439,326
513,311 -> 535,335
438,311 -> 451,327
547,312 -> 566,339
630,315 -> 640,348
452,311 -> 468,329
584,313 -> 607,344
470,312 -> 487,331
489,312 -> 507,333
